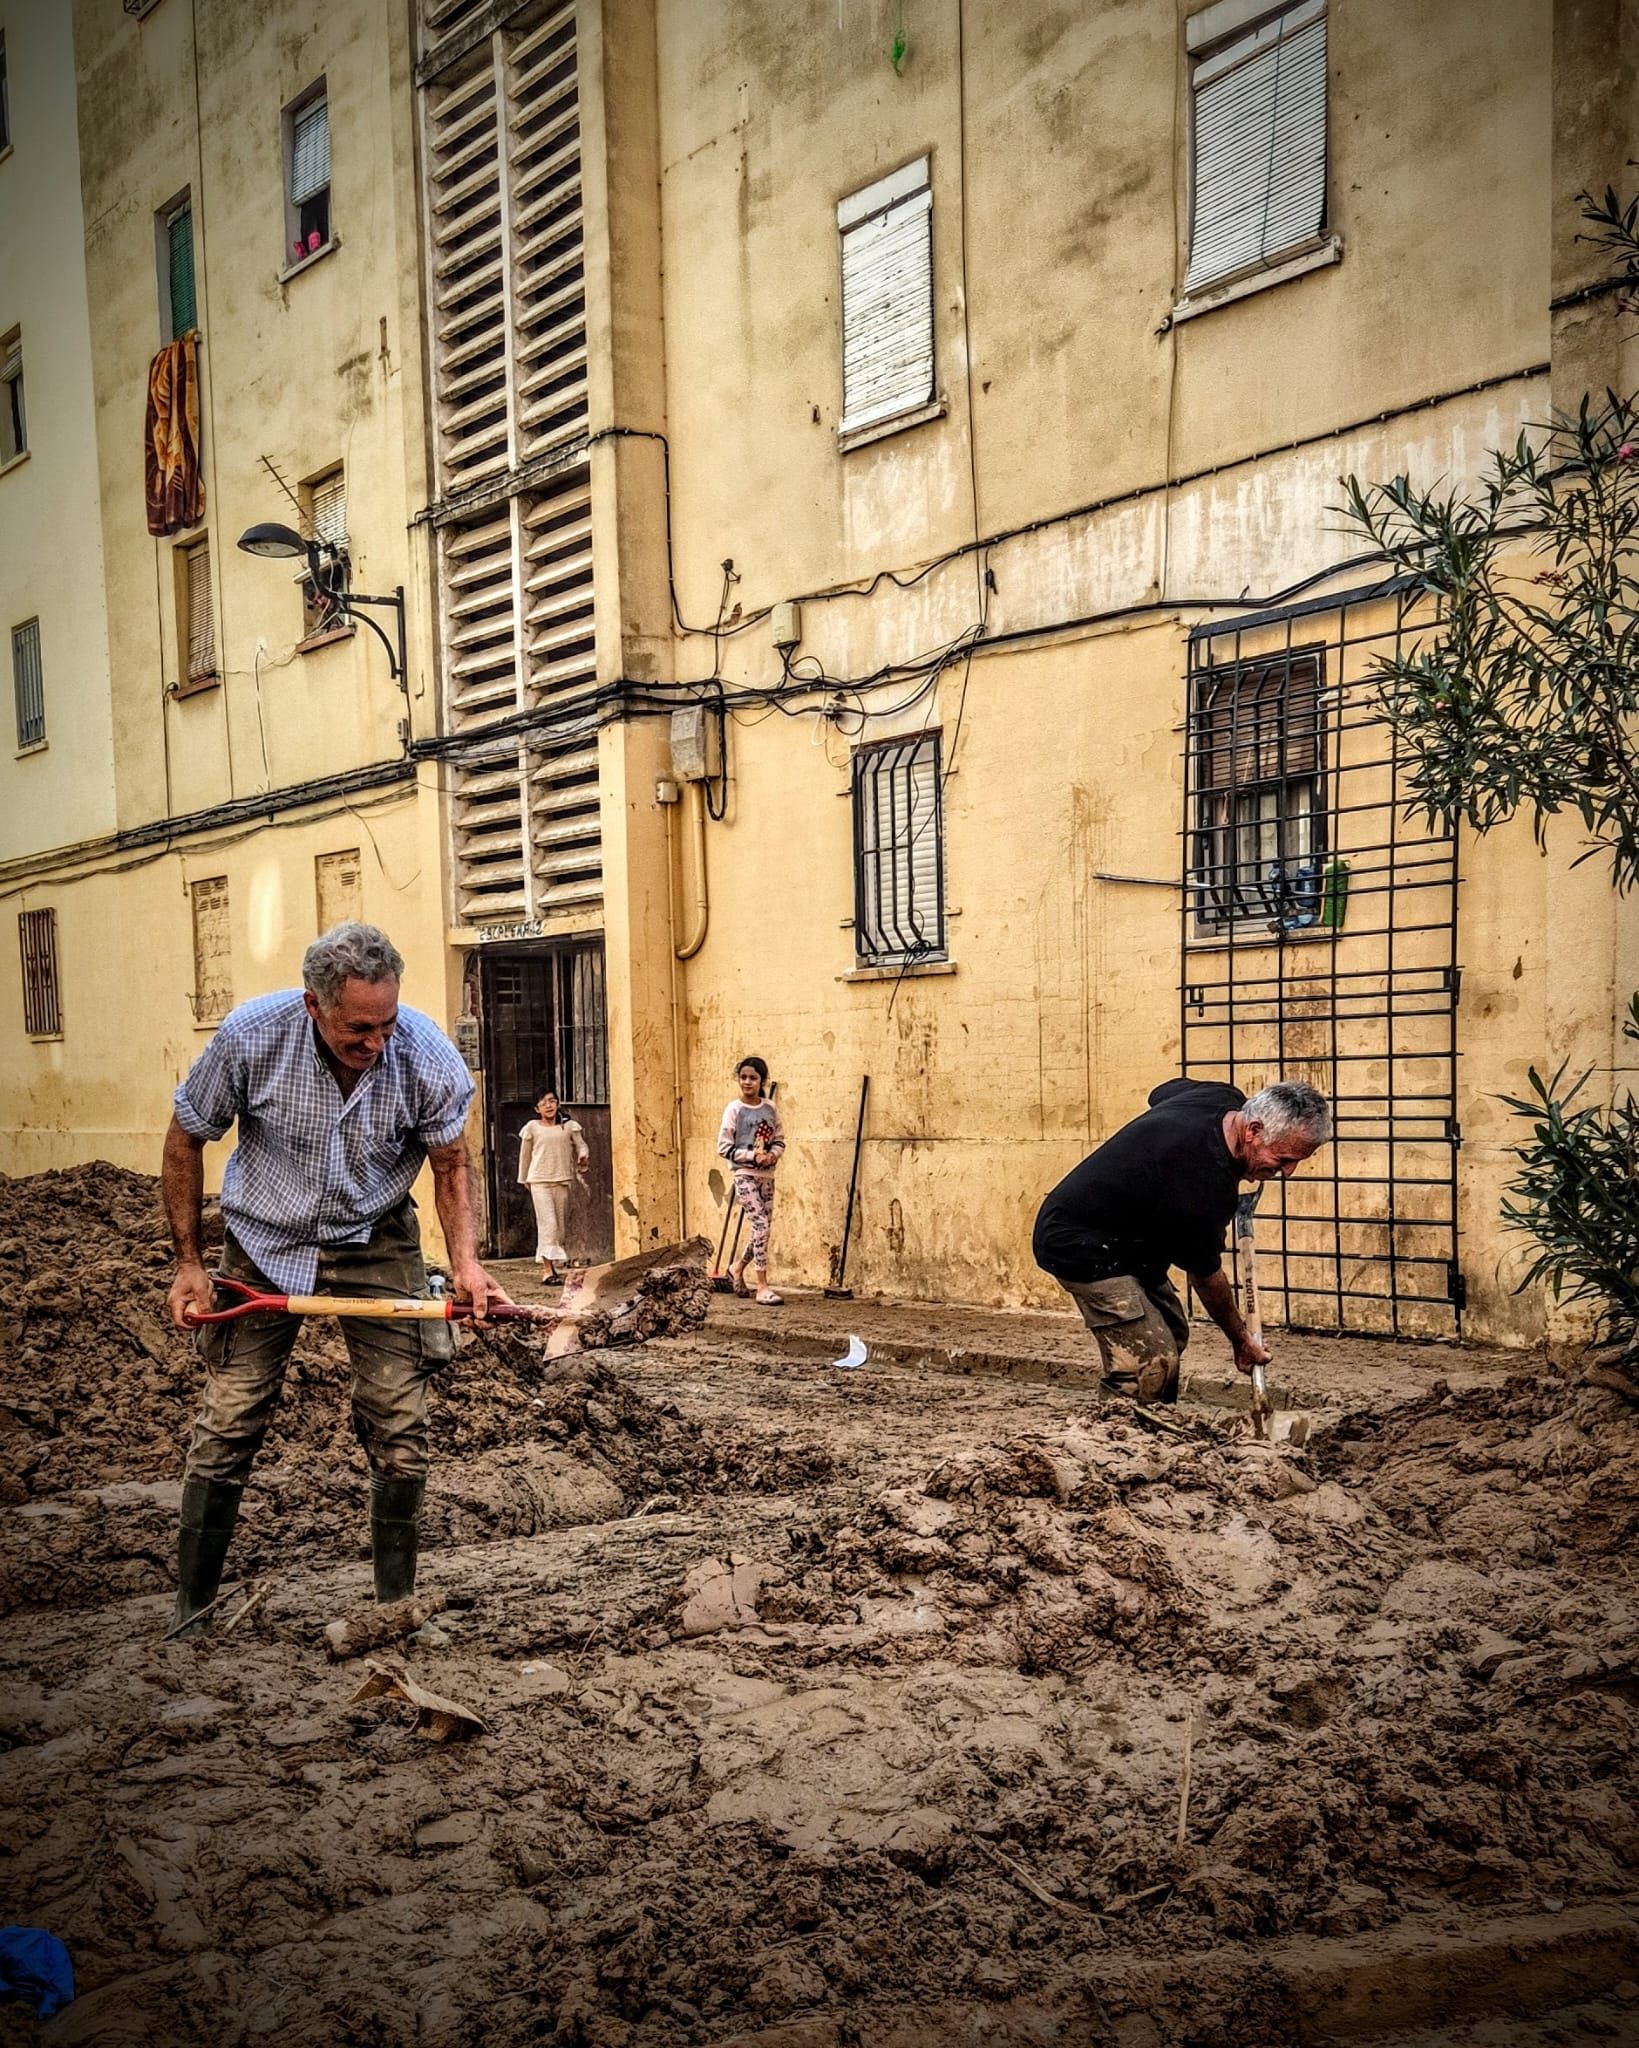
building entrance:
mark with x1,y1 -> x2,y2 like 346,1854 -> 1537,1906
478,940 -> 613,1264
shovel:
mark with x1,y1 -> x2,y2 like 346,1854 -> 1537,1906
1234,1189 -> 1273,1439
183,1276 -> 554,1327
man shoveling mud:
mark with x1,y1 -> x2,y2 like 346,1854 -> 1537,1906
1032,1079 -> 1330,1404
161,922 -> 509,1632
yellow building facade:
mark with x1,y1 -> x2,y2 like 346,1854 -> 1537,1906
2,0 -> 1634,1354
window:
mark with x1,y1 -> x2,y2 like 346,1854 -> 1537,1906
0,32 -> 10,154
1,330 -> 24,465
852,733 -> 946,967
12,619 -> 43,749
1184,0 -> 1327,296
1190,649 -> 1328,929
283,84 -> 331,264
315,848 -> 361,932
178,539 -> 216,688
190,876 -> 231,1024
158,194 -> 197,339
837,157 -> 935,444
300,467 -> 349,636
19,909 -> 60,1036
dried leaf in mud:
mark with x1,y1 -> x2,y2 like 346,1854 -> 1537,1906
349,1657 -> 488,1741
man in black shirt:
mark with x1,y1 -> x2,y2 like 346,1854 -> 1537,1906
1033,1079 -> 1331,1403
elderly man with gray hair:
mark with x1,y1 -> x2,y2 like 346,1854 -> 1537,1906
161,921 -> 509,1632
1033,1077 -> 1331,1406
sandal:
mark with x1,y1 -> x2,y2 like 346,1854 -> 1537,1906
755,1288 -> 783,1306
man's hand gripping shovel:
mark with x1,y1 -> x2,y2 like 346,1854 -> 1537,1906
1234,1188 -> 1274,1440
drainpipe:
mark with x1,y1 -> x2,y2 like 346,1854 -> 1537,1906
674,779 -> 709,959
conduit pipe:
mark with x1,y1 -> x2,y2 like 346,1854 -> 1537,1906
673,779 -> 710,960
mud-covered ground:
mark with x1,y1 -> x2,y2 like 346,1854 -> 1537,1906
0,1168 -> 1636,2046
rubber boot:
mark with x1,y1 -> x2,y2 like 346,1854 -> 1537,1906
370,1474 -> 425,1603
171,1476 -> 243,1635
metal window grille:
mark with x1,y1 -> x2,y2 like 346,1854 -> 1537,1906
167,201 -> 197,336
18,909 -> 60,1036
315,849 -> 362,932
1185,0 -> 1327,294
289,96 -> 330,204
183,543 -> 215,681
12,619 -> 44,748
1190,649 -> 1326,929
852,732 -> 946,966
554,943 -> 607,1103
190,876 -> 232,1024
1180,581 -> 1461,1340
1,333 -> 24,465
838,157 -> 934,436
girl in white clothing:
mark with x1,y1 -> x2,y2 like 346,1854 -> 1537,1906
517,1091 -> 589,1284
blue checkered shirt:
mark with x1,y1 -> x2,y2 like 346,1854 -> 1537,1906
173,990 -> 475,1294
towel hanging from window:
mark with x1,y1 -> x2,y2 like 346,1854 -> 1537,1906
144,334 -> 204,537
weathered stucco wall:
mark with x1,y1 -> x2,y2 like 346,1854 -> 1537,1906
0,0 -> 116,863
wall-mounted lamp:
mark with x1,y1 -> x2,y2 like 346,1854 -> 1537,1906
236,520 -> 408,687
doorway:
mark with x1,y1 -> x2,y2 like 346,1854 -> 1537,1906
478,940 -> 613,1264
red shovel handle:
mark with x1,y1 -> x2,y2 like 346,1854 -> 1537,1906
183,1275 -> 289,1324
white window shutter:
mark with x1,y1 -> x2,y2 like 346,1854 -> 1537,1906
839,161 -> 934,435
310,471 -> 347,546
1186,3 -> 1326,294
290,97 -> 331,204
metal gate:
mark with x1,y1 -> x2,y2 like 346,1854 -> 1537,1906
1179,581 -> 1462,1338
479,939 -> 612,1263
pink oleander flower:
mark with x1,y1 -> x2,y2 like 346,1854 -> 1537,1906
1618,443 -> 1637,460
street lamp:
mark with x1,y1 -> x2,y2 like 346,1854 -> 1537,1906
236,520 -> 408,686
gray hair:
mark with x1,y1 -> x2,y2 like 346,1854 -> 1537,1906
303,922 -> 405,1008
1243,1080 -> 1332,1146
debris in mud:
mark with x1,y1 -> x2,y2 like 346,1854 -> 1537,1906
323,1592 -> 450,1660
349,1657 -> 488,1741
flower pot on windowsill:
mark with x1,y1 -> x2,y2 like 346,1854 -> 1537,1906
307,229 -> 324,254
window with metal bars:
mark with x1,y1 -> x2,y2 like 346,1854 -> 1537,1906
1184,0 -> 1327,296
179,540 -> 216,687
283,84 -> 331,264
837,157 -> 935,443
1,329 -> 24,466
852,733 -> 946,967
190,877 -> 232,1024
158,194 -> 197,339
1189,649 -> 1328,930
12,618 -> 44,748
18,908 -> 60,1036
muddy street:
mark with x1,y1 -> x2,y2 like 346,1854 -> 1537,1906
1,1171 -> 1636,2046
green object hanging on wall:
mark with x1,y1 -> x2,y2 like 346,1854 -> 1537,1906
1320,856 -> 1351,930
890,27 -> 906,72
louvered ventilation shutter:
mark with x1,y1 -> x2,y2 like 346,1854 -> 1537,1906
509,5 -> 588,459
523,470 -> 601,913
443,513 -> 526,924
838,159 -> 934,436
290,97 -> 331,204
186,545 -> 215,680
191,877 -> 232,1023
168,205 -> 196,335
1185,1 -> 1326,294
310,471 -> 347,547
427,55 -> 508,494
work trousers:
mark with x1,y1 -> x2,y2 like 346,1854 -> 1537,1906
527,1181 -> 571,1264
184,1199 -> 454,1487
1058,1271 -> 1191,1403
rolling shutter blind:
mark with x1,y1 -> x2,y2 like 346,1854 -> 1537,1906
185,544 -> 215,679
310,471 -> 347,547
290,97 -> 331,204
12,620 -> 44,747
1185,1 -> 1326,294
839,159 -> 934,435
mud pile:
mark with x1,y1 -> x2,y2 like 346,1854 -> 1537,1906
0,1165 -> 712,1509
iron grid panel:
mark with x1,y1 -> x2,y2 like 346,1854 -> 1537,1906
1181,587 -> 1460,1339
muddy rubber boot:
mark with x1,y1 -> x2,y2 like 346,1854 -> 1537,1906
370,1474 -> 425,1603
171,1476 -> 243,1636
